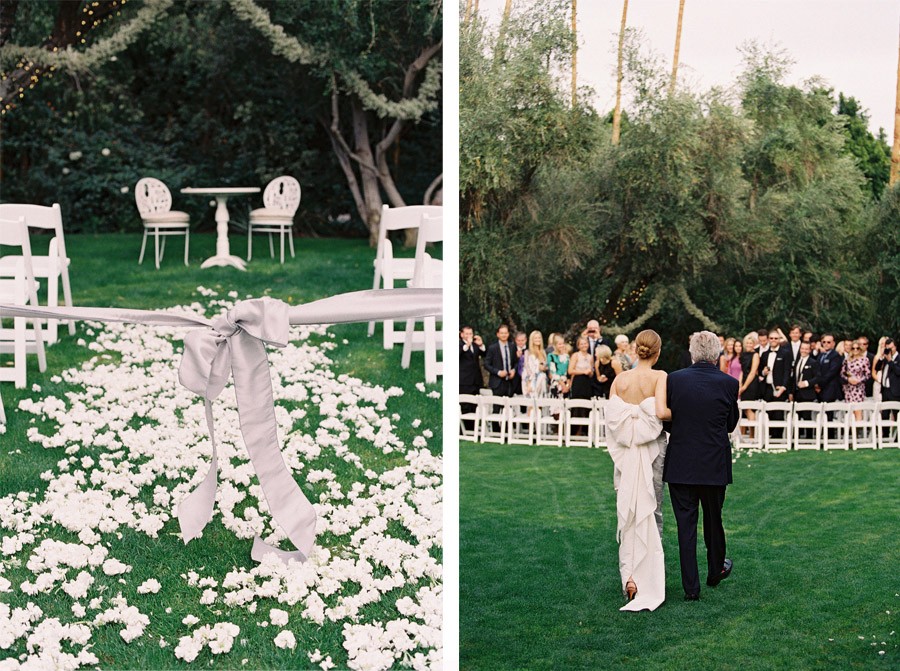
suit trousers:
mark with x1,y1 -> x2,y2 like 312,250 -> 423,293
668,483 -> 727,596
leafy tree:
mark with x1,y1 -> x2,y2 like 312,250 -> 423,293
836,93 -> 891,199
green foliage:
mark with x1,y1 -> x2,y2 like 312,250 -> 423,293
461,31 -> 894,356
0,0 -> 441,235
836,93 -> 892,200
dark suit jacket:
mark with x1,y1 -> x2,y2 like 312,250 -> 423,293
786,341 -> 803,365
760,346 -> 791,392
789,356 -> 820,402
459,340 -> 485,390
484,341 -> 518,392
874,353 -> 900,400
663,362 -> 739,487
816,349 -> 844,402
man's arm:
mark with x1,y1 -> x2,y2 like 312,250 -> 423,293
727,378 -> 740,433
483,346 -> 502,376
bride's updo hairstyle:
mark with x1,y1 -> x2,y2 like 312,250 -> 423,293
634,329 -> 662,360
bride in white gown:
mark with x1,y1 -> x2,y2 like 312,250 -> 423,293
605,329 -> 671,612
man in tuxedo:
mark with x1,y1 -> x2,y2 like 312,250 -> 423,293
664,331 -> 739,601
789,341 -> 820,439
761,330 -> 791,437
787,324 -> 803,364
459,326 -> 485,430
755,329 -> 770,386
484,324 -> 517,398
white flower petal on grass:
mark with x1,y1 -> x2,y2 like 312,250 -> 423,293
273,629 -> 296,650
137,578 -> 161,594
269,608 -> 289,626
102,558 -> 130,576
182,614 -> 200,627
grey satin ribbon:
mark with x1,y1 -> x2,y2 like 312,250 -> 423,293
0,288 -> 442,563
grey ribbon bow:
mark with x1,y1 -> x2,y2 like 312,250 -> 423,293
0,288 -> 442,563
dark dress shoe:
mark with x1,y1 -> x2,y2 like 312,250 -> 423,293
684,593 -> 700,601
707,558 -> 733,587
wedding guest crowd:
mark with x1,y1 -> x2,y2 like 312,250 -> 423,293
460,321 -> 900,412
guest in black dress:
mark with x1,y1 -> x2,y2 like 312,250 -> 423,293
594,345 -> 616,399
738,332 -> 762,438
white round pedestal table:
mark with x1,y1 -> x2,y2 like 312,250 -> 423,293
181,186 -> 261,271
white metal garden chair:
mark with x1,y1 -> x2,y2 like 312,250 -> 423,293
875,401 -> 900,448
734,400 -> 765,449
849,401 -> 878,449
0,203 -> 74,345
761,401 -> 793,451
247,175 -> 301,264
368,204 -> 442,348
459,393 -> 482,441
821,401 -> 850,450
791,402 -> 823,450
534,396 -> 565,446
0,215 -> 47,388
400,212 -> 443,383
564,398 -> 595,447
135,177 -> 190,269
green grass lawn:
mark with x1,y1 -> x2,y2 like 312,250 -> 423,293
460,443 -> 899,671
1,233 -> 442,669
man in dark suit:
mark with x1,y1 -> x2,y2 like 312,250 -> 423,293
874,338 -> 900,401
760,330 -> 791,437
789,341 -> 820,439
664,331 -> 739,601
786,324 -> 803,364
484,324 -> 517,398
816,334 -> 843,402
460,326 -> 485,430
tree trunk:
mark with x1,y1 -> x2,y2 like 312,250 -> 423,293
669,0 -> 685,96
571,0 -> 577,108
464,0 -> 474,23
611,0 -> 629,145
352,100 -> 383,246
891,20 -> 900,186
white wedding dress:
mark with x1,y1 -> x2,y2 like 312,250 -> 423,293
605,395 -> 666,612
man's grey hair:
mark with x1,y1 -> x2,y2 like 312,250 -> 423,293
690,331 -> 721,364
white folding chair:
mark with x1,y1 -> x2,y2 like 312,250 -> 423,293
135,177 -> 190,269
0,203 -> 74,344
508,396 -> 536,445
593,397 -> 609,447
535,396 -> 565,446
821,401 -> 850,450
459,393 -> 482,441
792,402 -> 823,450
0,385 -> 6,425
565,399 -> 595,447
368,204 -> 442,348
734,400 -> 765,449
247,176 -> 300,264
849,401 -> 879,449
480,396 -> 510,444
762,401 -> 793,451
0,216 -> 47,389
876,401 -> 900,448
401,213 -> 443,383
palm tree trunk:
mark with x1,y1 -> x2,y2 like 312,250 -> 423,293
571,0 -> 578,107
891,20 -> 900,186
669,0 -> 686,96
464,0 -> 473,23
611,0 -> 629,145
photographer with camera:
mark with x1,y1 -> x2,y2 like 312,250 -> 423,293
874,337 -> 900,402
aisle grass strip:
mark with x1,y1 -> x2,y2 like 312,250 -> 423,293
0,290 -> 442,670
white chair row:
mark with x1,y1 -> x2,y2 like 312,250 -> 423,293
734,400 -> 900,451
459,394 -> 610,448
135,176 -> 301,269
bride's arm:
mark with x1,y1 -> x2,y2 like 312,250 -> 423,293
655,372 -> 672,420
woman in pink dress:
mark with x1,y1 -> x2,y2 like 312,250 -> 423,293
841,340 -> 871,420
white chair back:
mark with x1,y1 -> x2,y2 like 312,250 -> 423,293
535,396 -> 565,446
792,402 -> 823,450
400,211 -> 443,382
821,401 -> 850,450
849,401 -> 878,449
480,396 -> 511,444
262,176 -> 301,215
593,397 -> 609,447
762,401 -> 793,451
876,401 -> 900,448
508,396 -> 536,445
459,393 -> 482,441
0,203 -> 73,342
565,398 -> 595,447
0,216 -> 47,388
135,178 -> 175,217
735,400 -> 765,449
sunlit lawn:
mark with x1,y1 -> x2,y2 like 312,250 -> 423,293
460,443 -> 899,670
